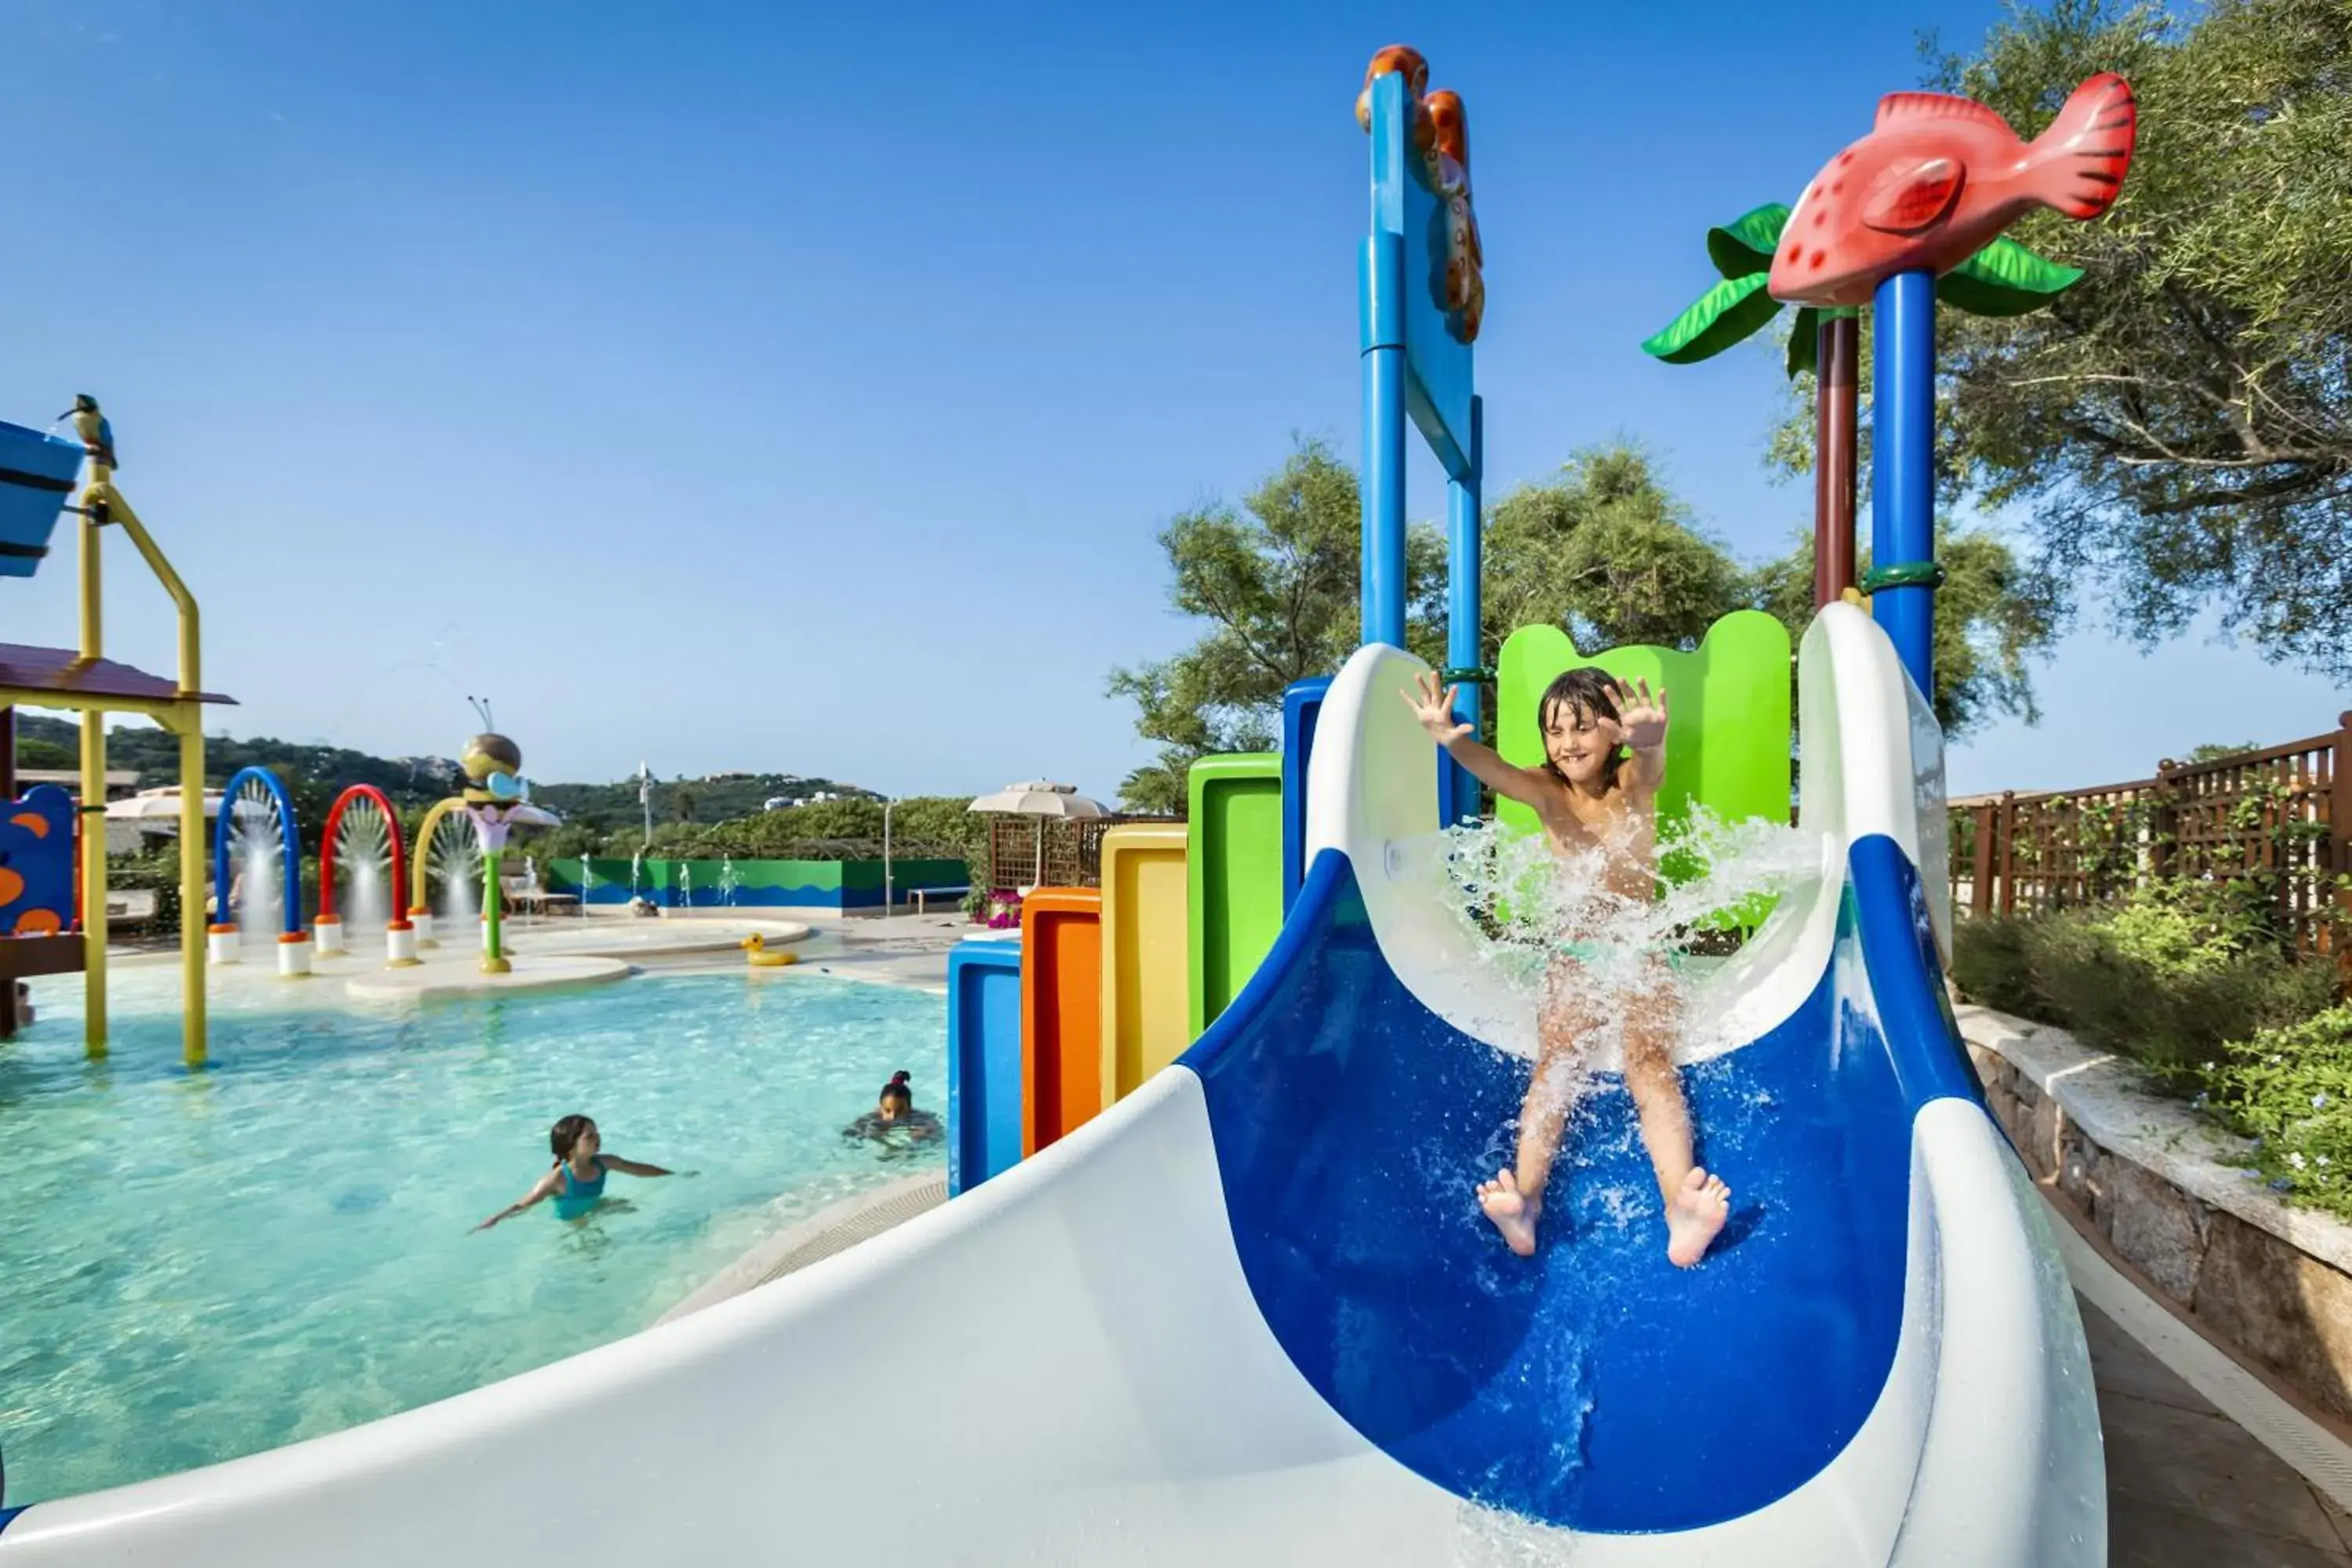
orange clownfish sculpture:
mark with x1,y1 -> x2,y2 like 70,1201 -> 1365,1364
1425,88 -> 1484,340
1355,45 -> 1430,147
1356,45 -> 1485,344
1769,74 -> 2137,309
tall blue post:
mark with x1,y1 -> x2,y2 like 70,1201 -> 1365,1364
1871,270 -> 1938,699
1443,396 -> 1483,822
1360,233 -> 1407,648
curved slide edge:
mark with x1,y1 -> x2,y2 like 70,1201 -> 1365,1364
0,1062 -> 1471,1566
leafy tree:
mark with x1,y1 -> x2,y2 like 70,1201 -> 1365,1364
1118,439 -> 2060,798
14,736 -> 74,769
1108,437 -> 1445,812
1772,0 -> 2352,680
1751,529 -> 2060,737
1493,448 -> 2056,739
527,820 -> 608,862
1481,446 -> 1750,658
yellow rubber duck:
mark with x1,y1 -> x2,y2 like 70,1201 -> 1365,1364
741,933 -> 798,968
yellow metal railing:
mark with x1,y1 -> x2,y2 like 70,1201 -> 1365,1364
64,424 -> 209,1066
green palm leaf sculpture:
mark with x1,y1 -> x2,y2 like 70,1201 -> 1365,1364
1641,205 -> 2085,377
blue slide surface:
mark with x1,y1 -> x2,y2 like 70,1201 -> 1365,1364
1184,837 -> 1970,1532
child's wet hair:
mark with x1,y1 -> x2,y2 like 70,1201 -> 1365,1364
1536,667 -> 1627,789
548,1113 -> 595,1165
880,1070 -> 913,1110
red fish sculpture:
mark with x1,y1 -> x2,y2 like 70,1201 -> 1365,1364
1769,73 -> 2136,308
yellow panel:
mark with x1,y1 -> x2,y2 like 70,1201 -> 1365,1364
1097,823 -> 1191,1103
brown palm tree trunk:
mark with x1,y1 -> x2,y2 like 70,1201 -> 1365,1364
1813,314 -> 1860,608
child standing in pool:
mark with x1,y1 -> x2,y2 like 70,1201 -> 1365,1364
475,1114 -> 677,1229
1403,668 -> 1730,1267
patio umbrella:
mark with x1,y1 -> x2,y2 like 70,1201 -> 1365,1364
966,781 -> 1106,890
102,786 -> 256,828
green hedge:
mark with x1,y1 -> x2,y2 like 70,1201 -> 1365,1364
2200,1006 -> 2352,1221
1951,880 -> 2337,1088
1951,877 -> 2350,1221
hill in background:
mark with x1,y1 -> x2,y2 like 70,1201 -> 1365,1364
6,713 -> 879,848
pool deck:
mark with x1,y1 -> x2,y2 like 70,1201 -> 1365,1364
343,953 -> 631,1001
620,909 -> 974,994
87,907 -> 976,1004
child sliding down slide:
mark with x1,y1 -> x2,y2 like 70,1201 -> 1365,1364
1404,669 -> 1731,1265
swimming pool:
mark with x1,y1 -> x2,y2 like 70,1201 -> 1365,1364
0,967 -> 944,1505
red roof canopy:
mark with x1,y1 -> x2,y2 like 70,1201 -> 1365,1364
0,643 -> 234,707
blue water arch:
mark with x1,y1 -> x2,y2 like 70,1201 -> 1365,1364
210,766 -> 304,937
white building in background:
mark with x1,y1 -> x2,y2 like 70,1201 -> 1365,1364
764,790 -> 840,811
19,768 -> 147,853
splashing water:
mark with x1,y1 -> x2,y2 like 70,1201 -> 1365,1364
718,856 -> 739,909
231,779 -> 286,948
429,812 -> 481,927
679,862 -> 695,911
1392,805 -> 1824,1073
336,799 -> 394,937
1447,1499 -> 1587,1566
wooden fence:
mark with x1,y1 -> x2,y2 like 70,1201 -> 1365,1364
1951,712 -> 2351,970
982,815 -> 1168,892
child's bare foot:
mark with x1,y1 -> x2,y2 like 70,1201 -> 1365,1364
1478,1168 -> 1540,1257
1665,1167 -> 1730,1268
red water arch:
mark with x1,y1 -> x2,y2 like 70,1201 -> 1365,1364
318,785 -> 410,925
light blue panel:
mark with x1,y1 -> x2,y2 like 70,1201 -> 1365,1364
1366,71 -> 1474,482
0,419 -> 83,580
947,941 -> 1025,1196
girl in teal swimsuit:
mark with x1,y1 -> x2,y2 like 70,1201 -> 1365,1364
475,1114 -> 677,1229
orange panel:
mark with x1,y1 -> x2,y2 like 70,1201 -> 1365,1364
1019,887 -> 1103,1156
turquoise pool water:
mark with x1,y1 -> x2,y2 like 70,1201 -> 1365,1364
0,967 -> 944,1505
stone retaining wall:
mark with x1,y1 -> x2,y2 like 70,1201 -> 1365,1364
1961,1004 -> 2352,1424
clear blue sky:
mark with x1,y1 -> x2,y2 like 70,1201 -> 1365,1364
0,2 -> 2339,801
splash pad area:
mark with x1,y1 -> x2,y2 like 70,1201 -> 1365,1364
179,913 -> 818,1004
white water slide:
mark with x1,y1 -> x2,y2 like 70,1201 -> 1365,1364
0,605 -> 2103,1565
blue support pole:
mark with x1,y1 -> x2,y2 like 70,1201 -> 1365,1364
1871,270 -> 1938,699
1360,232 -> 1407,649
1443,396 -> 1483,823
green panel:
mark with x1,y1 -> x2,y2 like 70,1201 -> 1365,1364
1495,612 -> 1792,923
732,860 -> 847,891
837,858 -> 969,892
547,856 -> 965,913
1187,754 -> 1285,1034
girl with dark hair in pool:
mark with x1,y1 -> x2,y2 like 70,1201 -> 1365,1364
844,1071 -> 941,1148
474,1114 -> 679,1229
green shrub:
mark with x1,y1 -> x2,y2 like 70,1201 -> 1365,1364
1951,914 -> 2037,1016
1950,880 -> 2337,1090
2201,1006 -> 2352,1221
